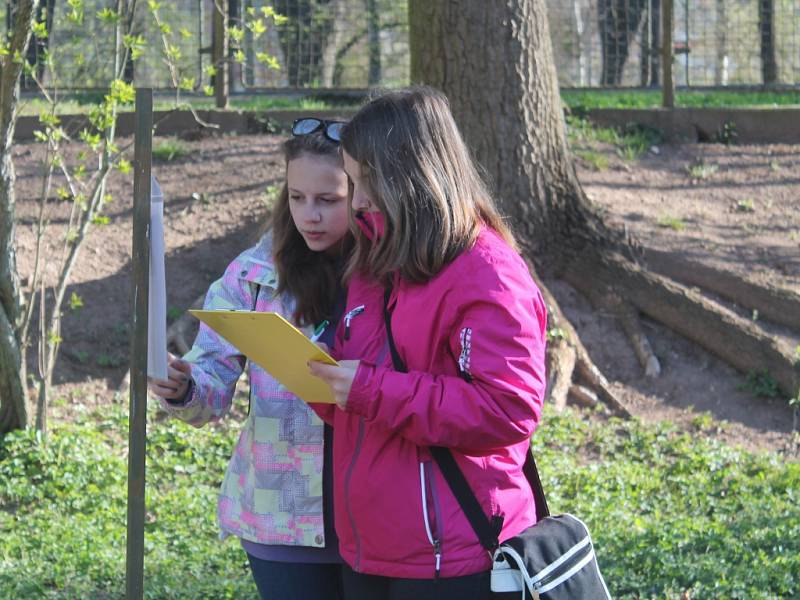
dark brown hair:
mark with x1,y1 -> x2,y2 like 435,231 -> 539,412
340,86 -> 515,285
271,130 -> 352,326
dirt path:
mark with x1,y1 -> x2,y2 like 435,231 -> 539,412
12,133 -> 799,454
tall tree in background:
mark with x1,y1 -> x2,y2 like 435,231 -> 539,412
597,0 -> 646,85
277,0 -> 336,86
408,0 -> 798,410
364,0 -> 381,85
758,0 -> 778,85
0,0 -> 39,433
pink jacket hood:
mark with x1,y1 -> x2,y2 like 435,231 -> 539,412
317,227 -> 548,579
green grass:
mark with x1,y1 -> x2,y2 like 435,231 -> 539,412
152,137 -> 190,162
16,93 -> 358,117
17,88 -> 800,118
574,149 -> 610,171
657,215 -> 687,231
1,404 -> 798,598
568,116 -> 662,163
687,161 -> 719,180
562,89 -> 800,111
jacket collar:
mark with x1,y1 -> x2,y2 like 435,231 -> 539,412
237,233 -> 278,288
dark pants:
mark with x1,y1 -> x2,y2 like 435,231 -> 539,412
246,553 -> 343,600
341,564 -> 491,600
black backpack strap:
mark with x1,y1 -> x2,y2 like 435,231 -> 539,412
382,282 -> 549,547
429,446 -> 504,551
523,449 -> 550,518
383,286 -> 407,373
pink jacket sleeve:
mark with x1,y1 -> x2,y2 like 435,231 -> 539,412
345,263 -> 547,453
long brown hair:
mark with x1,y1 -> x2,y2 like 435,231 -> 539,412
340,86 -> 515,285
272,130 -> 352,327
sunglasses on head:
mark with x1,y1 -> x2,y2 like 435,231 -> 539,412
292,118 -> 345,143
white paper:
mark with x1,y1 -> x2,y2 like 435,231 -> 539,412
147,176 -> 168,380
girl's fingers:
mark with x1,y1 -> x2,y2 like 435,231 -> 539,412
172,359 -> 193,376
149,382 -> 180,398
167,363 -> 191,383
149,376 -> 179,390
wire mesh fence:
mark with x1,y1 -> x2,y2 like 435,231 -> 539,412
548,0 -> 800,87
5,0 -> 799,93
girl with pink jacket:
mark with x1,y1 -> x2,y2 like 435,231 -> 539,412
311,87 -> 548,600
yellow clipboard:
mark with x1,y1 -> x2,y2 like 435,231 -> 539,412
189,310 -> 338,404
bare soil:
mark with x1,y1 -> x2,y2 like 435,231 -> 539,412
12,132 -> 800,454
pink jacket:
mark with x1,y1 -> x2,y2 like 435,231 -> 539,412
317,227 -> 547,579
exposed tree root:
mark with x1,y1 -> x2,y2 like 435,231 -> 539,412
565,250 -> 799,397
609,297 -> 661,378
644,248 -> 800,330
527,260 -> 631,417
568,384 -> 599,408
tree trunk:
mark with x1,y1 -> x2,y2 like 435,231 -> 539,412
277,0 -> 333,87
649,0 -> 661,87
758,0 -> 778,85
0,0 -> 39,434
365,0 -> 381,85
597,0 -> 647,86
714,0 -> 727,86
321,0 -> 347,87
408,0 -> 799,403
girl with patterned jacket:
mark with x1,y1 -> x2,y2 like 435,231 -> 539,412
149,121 -> 351,600
310,88 -> 548,600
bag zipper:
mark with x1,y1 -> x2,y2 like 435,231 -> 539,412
343,304 -> 365,340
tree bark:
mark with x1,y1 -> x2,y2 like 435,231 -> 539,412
597,0 -> 647,85
408,0 -> 798,403
758,0 -> 778,85
0,0 -> 39,434
321,0 -> 347,87
365,0 -> 381,85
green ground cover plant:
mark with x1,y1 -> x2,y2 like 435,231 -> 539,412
16,93 -> 354,117
152,137 -> 190,162
1,405 -> 797,598
562,89 -> 800,111
17,88 -> 799,118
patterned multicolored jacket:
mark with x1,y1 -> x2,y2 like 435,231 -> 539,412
160,233 -> 329,548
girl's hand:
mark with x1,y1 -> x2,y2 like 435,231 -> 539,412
148,352 -> 193,401
308,360 -> 360,410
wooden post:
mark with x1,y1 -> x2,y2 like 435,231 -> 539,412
126,87 -> 152,600
662,0 -> 675,108
212,0 -> 228,109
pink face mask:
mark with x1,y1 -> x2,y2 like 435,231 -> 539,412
354,210 -> 385,241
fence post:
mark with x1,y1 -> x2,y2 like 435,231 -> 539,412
662,0 -> 675,108
213,0 -> 229,109
126,87 -> 152,600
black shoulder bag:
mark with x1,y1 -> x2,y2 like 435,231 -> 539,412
383,286 -> 611,599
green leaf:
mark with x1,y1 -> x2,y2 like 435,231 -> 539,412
117,159 -> 132,175
79,129 -> 102,152
69,292 -> 84,310
32,21 -> 48,39
96,7 -> 120,24
256,52 -> 280,70
228,26 -> 244,44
